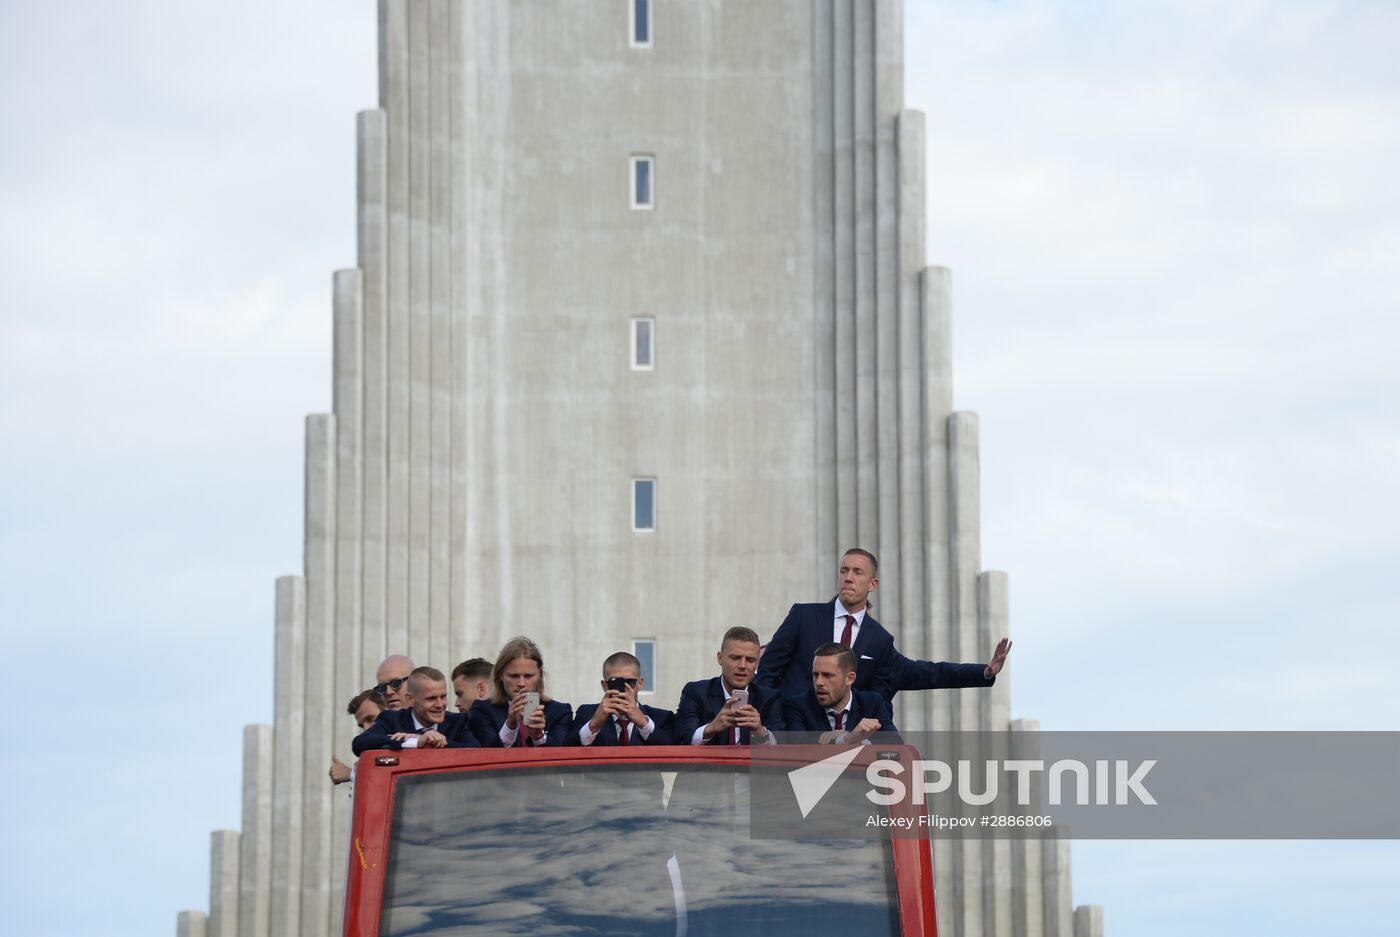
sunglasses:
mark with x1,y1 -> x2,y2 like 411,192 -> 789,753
374,676 -> 409,695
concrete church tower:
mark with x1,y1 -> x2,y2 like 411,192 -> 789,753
177,2 -> 1103,936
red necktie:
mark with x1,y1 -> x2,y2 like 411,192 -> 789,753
618,720 -> 630,745
840,614 -> 854,647
831,709 -> 845,731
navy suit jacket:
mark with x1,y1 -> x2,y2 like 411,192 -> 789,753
673,677 -> 785,745
756,601 -> 897,700
889,654 -> 994,694
782,688 -> 899,739
468,697 -> 573,748
566,703 -> 676,747
352,708 -> 478,755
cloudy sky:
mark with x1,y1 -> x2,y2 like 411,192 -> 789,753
2,1 -> 1397,935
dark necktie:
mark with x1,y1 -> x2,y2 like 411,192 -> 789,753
617,719 -> 630,745
830,709 -> 845,731
840,614 -> 855,647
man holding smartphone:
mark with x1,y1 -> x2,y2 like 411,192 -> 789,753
675,626 -> 784,745
468,637 -> 573,747
568,652 -> 675,746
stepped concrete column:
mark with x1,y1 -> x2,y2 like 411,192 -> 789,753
177,910 -> 207,937
1074,905 -> 1104,937
237,724 -> 273,937
1011,718 -> 1046,937
301,413 -> 338,937
208,829 -> 240,937
269,576 -> 306,933
948,410 -> 983,937
894,109 -> 928,734
356,106 -> 389,669
1042,835 -> 1075,937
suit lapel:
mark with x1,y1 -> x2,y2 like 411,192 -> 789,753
708,678 -> 732,745
601,712 -> 619,745
708,677 -> 726,717
818,599 -> 839,649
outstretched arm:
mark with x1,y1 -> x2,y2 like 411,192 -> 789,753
888,637 -> 1012,694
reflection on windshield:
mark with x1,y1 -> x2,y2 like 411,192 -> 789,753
379,764 -> 901,937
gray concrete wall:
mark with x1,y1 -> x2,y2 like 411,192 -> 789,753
182,2 -> 1098,935
455,0 -> 824,705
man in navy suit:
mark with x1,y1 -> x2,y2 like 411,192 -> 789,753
353,666 -> 478,754
568,651 -> 675,746
450,657 -> 493,713
755,547 -> 1012,703
783,643 -> 899,743
674,626 -> 784,745
468,637 -> 573,748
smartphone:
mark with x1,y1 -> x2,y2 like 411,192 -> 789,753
730,688 -> 748,708
522,691 -> 541,725
606,676 -> 631,694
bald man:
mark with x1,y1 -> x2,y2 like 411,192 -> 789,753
374,655 -> 415,710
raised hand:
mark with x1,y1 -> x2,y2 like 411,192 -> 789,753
985,637 -> 1013,678
328,756 -> 351,784
507,689 -> 528,729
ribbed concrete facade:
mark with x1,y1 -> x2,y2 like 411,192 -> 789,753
176,2 -> 1102,935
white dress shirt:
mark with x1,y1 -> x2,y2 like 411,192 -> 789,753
499,705 -> 551,747
689,682 -> 778,746
824,693 -> 871,746
834,598 -> 867,645
579,712 -> 655,746
398,712 -> 438,750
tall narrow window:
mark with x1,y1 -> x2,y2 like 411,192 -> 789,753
633,639 -> 656,694
630,155 -> 655,210
630,0 -> 653,48
631,317 -> 655,370
632,478 -> 656,532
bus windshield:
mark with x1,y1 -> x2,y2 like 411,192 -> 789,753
376,761 -> 902,936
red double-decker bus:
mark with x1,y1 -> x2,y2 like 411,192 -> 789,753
343,745 -> 938,936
